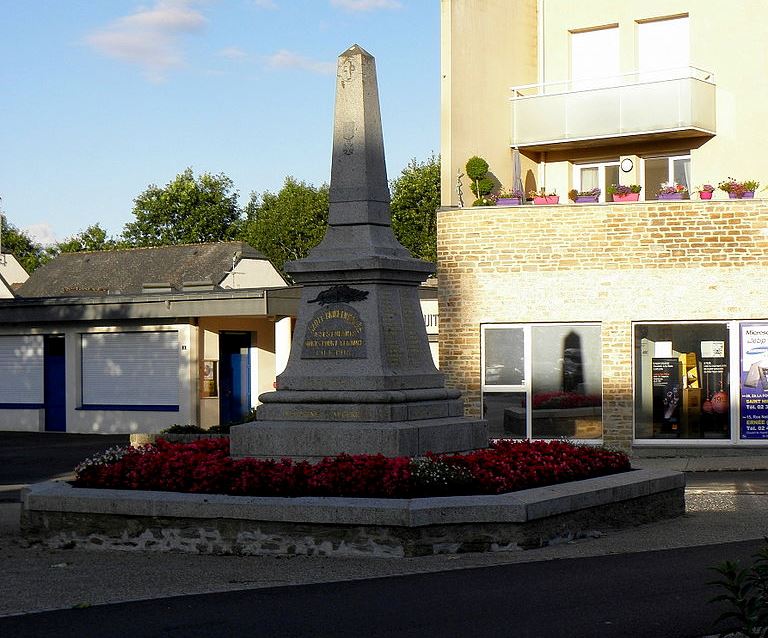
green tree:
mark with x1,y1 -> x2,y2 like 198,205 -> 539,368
238,177 -> 329,275
122,168 -> 241,247
54,224 -> 117,254
0,212 -> 47,273
389,154 -> 440,263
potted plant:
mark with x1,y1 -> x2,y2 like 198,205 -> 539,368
718,177 -> 760,199
695,184 -> 715,200
466,156 -> 496,206
529,188 -> 559,205
496,188 -> 524,206
607,184 -> 642,202
568,187 -> 601,203
657,182 -> 689,200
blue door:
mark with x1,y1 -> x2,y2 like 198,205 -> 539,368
44,336 -> 66,432
219,332 -> 251,425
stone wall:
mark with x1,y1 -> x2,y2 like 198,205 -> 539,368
437,199 -> 768,449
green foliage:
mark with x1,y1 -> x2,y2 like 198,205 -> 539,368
470,177 -> 494,197
709,542 -> 768,637
465,156 -> 489,181
0,212 -> 48,273
472,197 -> 495,207
409,457 -> 475,497
54,224 -> 119,254
389,154 -> 440,263
237,177 -> 329,275
122,168 -> 241,247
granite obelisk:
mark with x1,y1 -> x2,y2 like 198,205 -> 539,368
230,45 -> 487,459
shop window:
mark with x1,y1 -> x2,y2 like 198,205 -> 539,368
0,335 -> 44,405
634,323 -> 730,440
482,324 -> 602,440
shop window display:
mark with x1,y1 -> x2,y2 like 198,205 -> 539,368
634,323 -> 730,440
482,324 -> 602,440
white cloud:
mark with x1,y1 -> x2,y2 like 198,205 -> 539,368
84,0 -> 207,82
218,46 -> 248,60
331,0 -> 402,11
22,223 -> 58,247
265,50 -> 335,75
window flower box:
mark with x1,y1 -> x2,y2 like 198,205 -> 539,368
728,191 -> 754,199
612,193 -> 640,202
496,197 -> 522,206
533,195 -> 559,205
658,192 -> 688,200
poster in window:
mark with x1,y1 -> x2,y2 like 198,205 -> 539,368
740,324 -> 768,439
652,358 -> 682,436
202,360 -> 218,398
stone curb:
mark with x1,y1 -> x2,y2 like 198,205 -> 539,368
22,468 -> 683,528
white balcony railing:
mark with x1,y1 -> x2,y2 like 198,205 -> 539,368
510,67 -> 716,150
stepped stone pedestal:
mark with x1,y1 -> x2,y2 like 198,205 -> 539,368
230,45 -> 487,460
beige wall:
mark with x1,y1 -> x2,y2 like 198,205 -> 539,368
438,199 -> 768,450
442,0 -> 768,204
440,0 -> 538,206
197,316 -> 278,428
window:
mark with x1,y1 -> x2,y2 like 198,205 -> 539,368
482,324 -> 602,440
574,161 -> 620,202
637,16 -> 689,82
644,155 -> 690,196
571,26 -> 619,90
81,331 -> 180,410
634,323 -> 730,440
0,335 -> 43,405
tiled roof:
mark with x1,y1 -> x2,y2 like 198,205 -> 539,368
16,242 -> 270,298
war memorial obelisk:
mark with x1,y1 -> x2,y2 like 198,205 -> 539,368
231,45 -> 487,459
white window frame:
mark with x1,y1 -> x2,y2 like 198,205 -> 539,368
481,323 -> 603,443
572,161 -> 620,203
641,154 -> 691,194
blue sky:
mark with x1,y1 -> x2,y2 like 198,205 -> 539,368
1,0 -> 440,245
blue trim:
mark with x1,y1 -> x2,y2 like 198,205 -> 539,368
78,405 -> 180,412
0,403 -> 45,410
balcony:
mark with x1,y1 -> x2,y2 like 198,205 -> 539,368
509,67 -> 716,152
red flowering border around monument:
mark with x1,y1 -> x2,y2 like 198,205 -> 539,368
73,438 -> 631,499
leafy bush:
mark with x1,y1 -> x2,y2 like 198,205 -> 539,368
470,177 -> 494,197
73,438 -> 631,499
709,542 -> 768,638
465,156 -> 489,181
160,424 -> 206,434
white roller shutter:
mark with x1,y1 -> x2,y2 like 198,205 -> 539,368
81,331 -> 179,408
0,335 -> 44,404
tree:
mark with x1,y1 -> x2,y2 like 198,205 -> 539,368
389,154 -> 440,263
121,168 -> 241,247
54,224 -> 117,254
0,210 -> 47,273
238,177 -> 329,275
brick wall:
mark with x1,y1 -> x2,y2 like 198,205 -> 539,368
437,199 -> 768,449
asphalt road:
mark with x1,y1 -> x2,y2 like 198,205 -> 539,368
0,539 -> 760,638
0,432 -> 128,501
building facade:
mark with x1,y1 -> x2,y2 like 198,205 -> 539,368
441,0 -> 767,204
439,0 -> 768,453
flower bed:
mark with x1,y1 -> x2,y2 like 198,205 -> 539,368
73,438 -> 630,499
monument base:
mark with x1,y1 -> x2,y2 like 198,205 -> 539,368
230,417 -> 489,460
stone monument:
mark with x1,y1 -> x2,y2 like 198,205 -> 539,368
230,45 -> 487,459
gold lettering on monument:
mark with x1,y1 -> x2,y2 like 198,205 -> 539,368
301,303 -> 367,359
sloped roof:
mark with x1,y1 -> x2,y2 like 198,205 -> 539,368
16,242 -> 273,298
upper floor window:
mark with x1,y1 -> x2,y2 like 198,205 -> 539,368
637,15 -> 689,81
570,25 -> 619,90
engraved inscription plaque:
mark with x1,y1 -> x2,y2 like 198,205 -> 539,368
301,303 -> 367,359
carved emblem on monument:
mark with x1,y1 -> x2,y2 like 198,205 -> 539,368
301,303 -> 367,359
342,122 -> 355,155
308,284 -> 369,305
